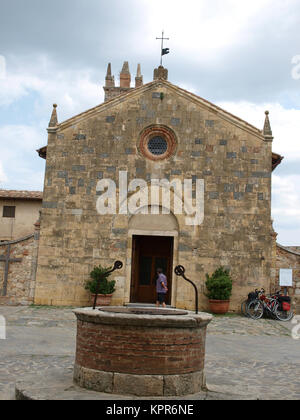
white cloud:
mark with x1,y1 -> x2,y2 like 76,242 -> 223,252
272,175 -> 300,219
0,124 -> 45,190
0,161 -> 7,184
216,101 -> 300,160
0,124 -> 43,156
34,66 -> 102,121
271,174 -> 300,245
0,55 -> 6,80
0,73 -> 36,107
143,0 -> 273,56
0,55 -> 102,119
291,55 -> 300,80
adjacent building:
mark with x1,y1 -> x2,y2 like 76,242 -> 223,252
0,190 -> 42,241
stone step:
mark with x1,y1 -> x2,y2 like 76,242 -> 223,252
0,296 -> 11,305
125,303 -> 172,308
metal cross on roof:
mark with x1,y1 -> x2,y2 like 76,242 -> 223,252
156,30 -> 170,66
0,244 -> 22,296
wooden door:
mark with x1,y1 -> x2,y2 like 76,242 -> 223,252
130,235 -> 173,304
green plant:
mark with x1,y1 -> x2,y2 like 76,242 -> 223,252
85,265 -> 116,295
205,267 -> 233,300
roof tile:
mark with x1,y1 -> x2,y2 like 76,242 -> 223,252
0,190 -> 43,200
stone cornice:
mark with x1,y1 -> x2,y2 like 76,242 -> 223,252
47,126 -> 58,134
277,243 -> 300,257
56,79 -> 264,140
264,137 -> 274,143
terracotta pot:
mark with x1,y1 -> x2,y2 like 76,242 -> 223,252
209,299 -> 230,314
92,294 -> 113,306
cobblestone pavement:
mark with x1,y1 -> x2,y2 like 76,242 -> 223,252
207,314 -> 293,337
206,314 -> 300,400
0,306 -> 299,400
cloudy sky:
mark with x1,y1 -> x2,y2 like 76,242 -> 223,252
0,0 -> 300,245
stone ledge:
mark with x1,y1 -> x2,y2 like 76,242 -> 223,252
15,368 -> 255,400
74,365 -> 205,397
73,307 -> 213,329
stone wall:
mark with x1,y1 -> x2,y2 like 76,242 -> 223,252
34,79 -> 276,310
276,244 -> 300,313
0,224 -> 40,305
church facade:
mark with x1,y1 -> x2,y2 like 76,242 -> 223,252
34,62 -> 283,311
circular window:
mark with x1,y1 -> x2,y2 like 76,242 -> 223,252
147,136 -> 168,155
139,125 -> 177,161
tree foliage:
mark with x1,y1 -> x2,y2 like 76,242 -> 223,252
85,265 -> 116,295
205,267 -> 233,300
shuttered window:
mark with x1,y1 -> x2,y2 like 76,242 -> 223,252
2,206 -> 16,218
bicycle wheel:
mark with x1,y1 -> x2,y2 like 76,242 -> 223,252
274,304 -> 294,321
247,300 -> 264,319
241,300 -> 249,317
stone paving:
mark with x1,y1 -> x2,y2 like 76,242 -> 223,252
0,306 -> 299,400
206,314 -> 300,400
208,313 -> 292,337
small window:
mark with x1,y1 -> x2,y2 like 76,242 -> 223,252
139,125 -> 177,161
147,136 -> 168,156
3,206 -> 16,218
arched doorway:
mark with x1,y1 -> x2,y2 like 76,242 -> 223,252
131,235 -> 173,304
128,211 -> 179,305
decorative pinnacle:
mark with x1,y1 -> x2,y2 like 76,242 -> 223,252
121,61 -> 130,74
135,64 -> 143,88
106,63 -> 112,77
105,63 -> 115,87
48,104 -> 58,127
263,110 -> 273,138
120,61 -> 131,88
153,65 -> 168,81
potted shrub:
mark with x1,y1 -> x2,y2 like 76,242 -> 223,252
205,267 -> 233,314
85,264 -> 116,306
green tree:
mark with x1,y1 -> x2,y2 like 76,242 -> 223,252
85,265 -> 116,295
205,267 -> 233,300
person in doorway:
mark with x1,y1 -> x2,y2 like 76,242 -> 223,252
156,268 -> 168,308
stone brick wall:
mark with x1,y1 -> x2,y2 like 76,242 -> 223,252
76,320 -> 206,375
34,79 -> 275,310
276,244 -> 300,313
0,225 -> 40,305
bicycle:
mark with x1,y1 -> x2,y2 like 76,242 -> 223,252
247,289 -> 275,319
274,295 -> 294,321
241,289 -> 259,317
247,289 -> 293,321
